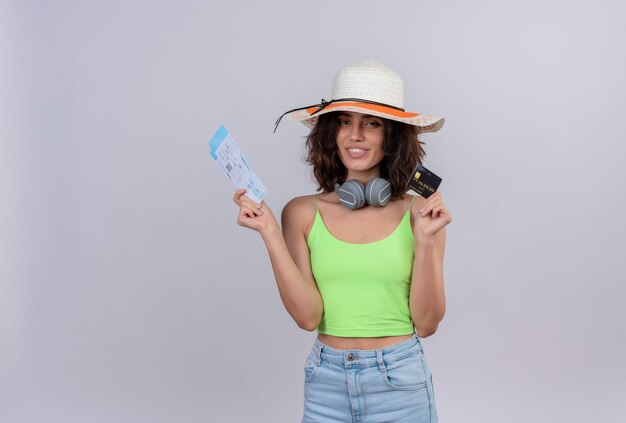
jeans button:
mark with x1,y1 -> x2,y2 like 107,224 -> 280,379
346,353 -> 357,362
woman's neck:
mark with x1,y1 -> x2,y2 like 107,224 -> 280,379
345,169 -> 381,183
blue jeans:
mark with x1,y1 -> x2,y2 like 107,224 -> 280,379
302,334 -> 438,423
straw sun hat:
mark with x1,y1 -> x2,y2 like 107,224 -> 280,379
274,60 -> 444,133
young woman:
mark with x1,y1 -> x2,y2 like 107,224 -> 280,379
234,61 -> 451,423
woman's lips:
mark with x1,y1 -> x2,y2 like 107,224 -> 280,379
346,147 -> 368,158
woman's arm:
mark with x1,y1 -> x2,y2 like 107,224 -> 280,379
234,190 -> 323,330
409,193 -> 452,338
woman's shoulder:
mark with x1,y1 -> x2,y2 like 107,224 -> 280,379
404,193 -> 427,222
283,194 -> 315,213
283,192 -> 335,212
281,194 -> 318,230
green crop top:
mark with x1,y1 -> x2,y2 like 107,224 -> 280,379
306,196 -> 416,337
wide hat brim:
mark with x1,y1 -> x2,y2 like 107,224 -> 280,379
285,100 -> 445,133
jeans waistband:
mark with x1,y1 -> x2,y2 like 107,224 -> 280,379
310,333 -> 423,369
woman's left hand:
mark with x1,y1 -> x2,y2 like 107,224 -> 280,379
414,192 -> 453,239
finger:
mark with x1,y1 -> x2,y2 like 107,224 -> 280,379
432,205 -> 444,218
233,188 -> 247,204
241,194 -> 261,207
426,192 -> 442,201
239,208 -> 250,220
420,199 -> 442,216
242,204 -> 263,217
420,197 -> 439,209
433,206 -> 452,221
424,193 -> 444,208
238,209 -> 255,224
241,195 -> 263,211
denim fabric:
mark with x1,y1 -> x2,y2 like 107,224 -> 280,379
301,334 -> 437,423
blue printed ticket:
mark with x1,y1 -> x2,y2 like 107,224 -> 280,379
209,125 -> 268,203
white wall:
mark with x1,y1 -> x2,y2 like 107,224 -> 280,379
1,1 -> 625,422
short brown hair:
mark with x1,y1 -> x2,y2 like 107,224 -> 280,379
304,112 -> 426,199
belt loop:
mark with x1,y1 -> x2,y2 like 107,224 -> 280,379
376,349 -> 386,372
313,339 -> 323,366
414,329 -> 424,353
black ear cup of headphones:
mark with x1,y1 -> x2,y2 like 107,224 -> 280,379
335,178 -> 392,210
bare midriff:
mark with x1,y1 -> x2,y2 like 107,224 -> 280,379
317,333 -> 414,350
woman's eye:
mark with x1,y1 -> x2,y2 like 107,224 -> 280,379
365,120 -> 381,128
338,119 -> 350,126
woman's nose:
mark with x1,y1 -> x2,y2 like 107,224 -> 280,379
349,125 -> 364,141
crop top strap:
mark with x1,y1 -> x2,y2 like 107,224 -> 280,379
312,194 -> 319,212
409,194 -> 417,209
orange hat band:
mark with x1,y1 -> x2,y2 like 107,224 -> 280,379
306,101 -> 419,119
274,97 -> 421,132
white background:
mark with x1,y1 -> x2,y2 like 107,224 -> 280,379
1,1 -> 625,422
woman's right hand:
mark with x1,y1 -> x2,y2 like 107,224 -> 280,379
233,188 -> 280,237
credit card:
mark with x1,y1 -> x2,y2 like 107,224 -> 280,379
407,164 -> 442,198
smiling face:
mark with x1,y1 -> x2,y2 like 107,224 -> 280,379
335,111 -> 386,182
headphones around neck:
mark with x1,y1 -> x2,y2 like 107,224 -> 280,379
335,178 -> 392,210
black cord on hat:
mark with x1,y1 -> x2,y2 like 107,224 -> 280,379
273,98 -> 405,133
